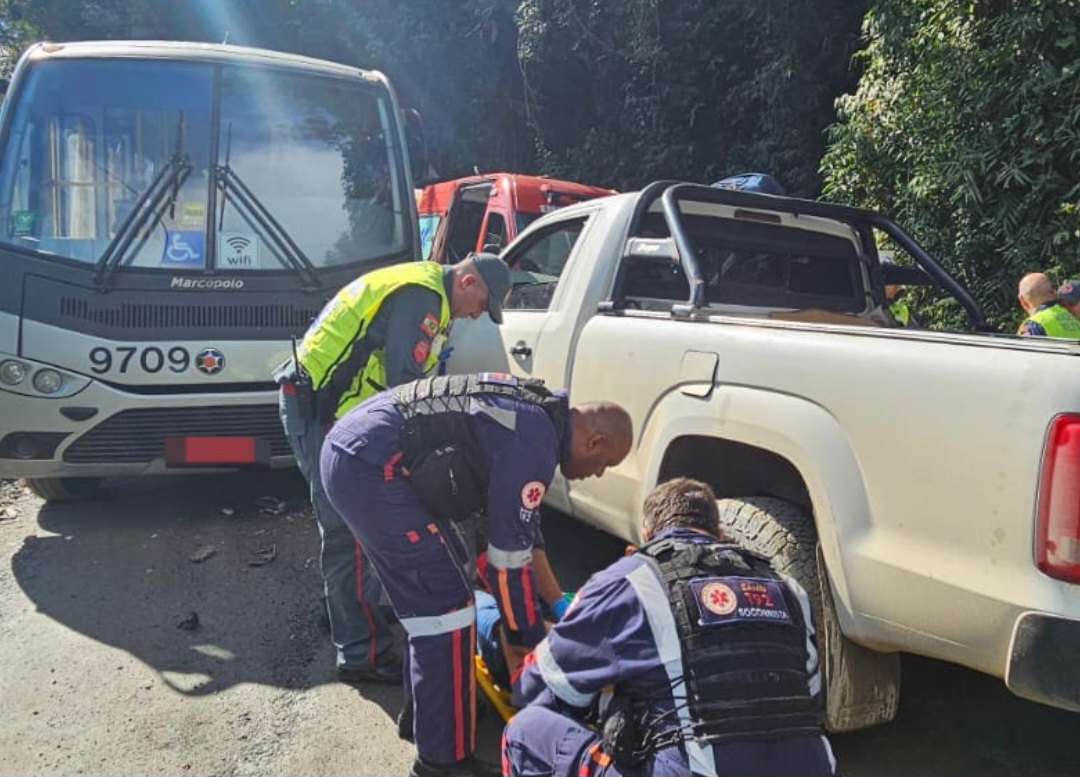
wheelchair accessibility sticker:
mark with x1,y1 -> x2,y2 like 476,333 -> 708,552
162,231 -> 205,267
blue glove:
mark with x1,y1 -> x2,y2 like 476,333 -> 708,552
550,595 -> 570,621
436,345 -> 454,376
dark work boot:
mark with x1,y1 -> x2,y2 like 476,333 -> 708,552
408,756 -> 501,777
337,651 -> 403,686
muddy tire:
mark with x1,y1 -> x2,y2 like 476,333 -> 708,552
25,477 -> 103,502
716,496 -> 900,732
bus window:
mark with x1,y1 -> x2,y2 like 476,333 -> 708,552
0,59 -> 213,266
216,67 -> 406,271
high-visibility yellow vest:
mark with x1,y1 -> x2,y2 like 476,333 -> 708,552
1025,304 -> 1080,339
889,300 -> 911,326
299,262 -> 450,419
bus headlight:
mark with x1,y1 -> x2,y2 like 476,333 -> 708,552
32,368 -> 63,394
0,352 -> 89,398
0,359 -> 27,385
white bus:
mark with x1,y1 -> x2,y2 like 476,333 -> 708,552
0,40 -> 423,499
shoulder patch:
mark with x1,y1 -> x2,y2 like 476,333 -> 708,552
421,313 -> 439,338
521,480 -> 546,510
412,339 -> 431,363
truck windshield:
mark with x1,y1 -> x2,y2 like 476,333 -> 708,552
0,58 -> 408,274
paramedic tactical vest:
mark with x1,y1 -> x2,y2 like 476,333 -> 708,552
1026,303 -> 1080,339
391,373 -> 569,522
634,535 -> 823,748
299,262 -> 450,422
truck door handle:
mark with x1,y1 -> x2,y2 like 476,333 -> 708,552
510,341 -> 532,357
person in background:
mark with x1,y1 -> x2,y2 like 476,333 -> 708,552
503,477 -> 838,777
273,253 -> 511,686
1055,279 -> 1080,323
320,372 -> 632,777
1017,271 -> 1080,338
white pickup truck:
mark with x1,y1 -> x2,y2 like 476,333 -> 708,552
445,181 -> 1080,731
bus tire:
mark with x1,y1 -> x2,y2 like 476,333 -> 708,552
715,496 -> 900,732
25,476 -> 103,502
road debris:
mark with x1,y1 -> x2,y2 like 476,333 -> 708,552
188,545 -> 217,563
247,544 -> 277,566
254,496 -> 286,515
176,611 -> 200,631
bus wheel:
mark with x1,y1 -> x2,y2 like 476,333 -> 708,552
25,477 -> 103,502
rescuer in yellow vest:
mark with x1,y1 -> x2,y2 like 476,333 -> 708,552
274,254 -> 511,686
1017,272 -> 1080,338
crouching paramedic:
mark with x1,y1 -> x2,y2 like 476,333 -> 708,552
319,373 -> 633,777
273,254 -> 510,685
503,477 -> 838,777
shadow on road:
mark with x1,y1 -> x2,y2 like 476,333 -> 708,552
833,656 -> 1077,777
9,469 -> 406,710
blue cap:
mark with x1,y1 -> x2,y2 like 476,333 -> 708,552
712,172 -> 786,196
1058,280 -> 1080,306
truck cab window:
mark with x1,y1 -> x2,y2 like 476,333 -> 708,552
483,211 -> 506,251
445,196 -> 486,261
506,218 -> 586,310
622,214 -> 862,312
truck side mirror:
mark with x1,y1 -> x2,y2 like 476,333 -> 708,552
402,108 -> 433,186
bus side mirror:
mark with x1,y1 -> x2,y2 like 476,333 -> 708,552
403,108 -> 433,186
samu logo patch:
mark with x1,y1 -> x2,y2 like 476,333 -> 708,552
521,481 -> 546,510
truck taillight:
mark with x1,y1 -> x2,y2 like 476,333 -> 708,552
1036,414 -> 1080,583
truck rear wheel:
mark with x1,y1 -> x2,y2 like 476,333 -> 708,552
716,496 -> 900,732
25,476 -> 103,502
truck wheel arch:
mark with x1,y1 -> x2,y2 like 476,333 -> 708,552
638,385 -> 872,626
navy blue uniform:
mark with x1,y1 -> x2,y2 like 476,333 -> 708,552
320,383 -> 566,764
504,529 -> 838,777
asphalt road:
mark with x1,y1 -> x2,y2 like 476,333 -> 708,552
0,471 -> 1075,776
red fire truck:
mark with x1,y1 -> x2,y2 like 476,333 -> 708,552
416,172 -> 614,263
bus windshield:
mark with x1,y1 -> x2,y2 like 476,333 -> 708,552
0,57 -> 408,275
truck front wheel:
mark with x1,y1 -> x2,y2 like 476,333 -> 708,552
25,477 -> 103,502
715,496 -> 900,732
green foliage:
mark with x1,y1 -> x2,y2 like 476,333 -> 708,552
822,0 -> 1080,331
318,0 -> 536,177
0,0 -> 41,77
517,0 -> 868,194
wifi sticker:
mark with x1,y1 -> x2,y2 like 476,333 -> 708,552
218,232 -> 260,269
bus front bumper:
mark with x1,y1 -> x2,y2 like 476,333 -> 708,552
0,382 -> 294,479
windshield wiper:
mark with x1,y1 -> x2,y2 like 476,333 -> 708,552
95,112 -> 192,288
214,124 -> 320,290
